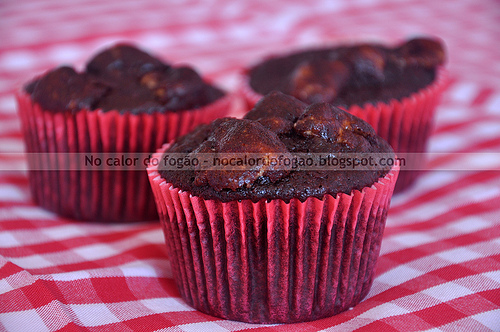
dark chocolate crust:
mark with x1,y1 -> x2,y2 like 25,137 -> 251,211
248,38 -> 445,107
160,92 -> 394,202
25,44 -> 225,113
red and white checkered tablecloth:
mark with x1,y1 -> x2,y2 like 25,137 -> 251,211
1,0 -> 499,331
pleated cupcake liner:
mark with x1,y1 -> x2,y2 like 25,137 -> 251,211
16,91 -> 234,222
239,68 -> 447,193
147,145 -> 399,323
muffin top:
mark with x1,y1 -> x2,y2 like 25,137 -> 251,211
24,44 -> 225,113
248,37 -> 445,107
160,91 -> 394,203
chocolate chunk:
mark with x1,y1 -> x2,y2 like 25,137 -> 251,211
286,59 -> 349,104
343,45 -> 386,86
294,102 -> 375,150
294,103 -> 345,140
190,118 -> 292,191
394,37 -> 446,68
86,43 -> 169,79
154,67 -> 224,111
31,66 -> 109,112
244,91 -> 307,134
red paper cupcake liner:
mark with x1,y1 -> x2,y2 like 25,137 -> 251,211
147,145 -> 399,323
239,68 -> 447,193
16,91 -> 234,222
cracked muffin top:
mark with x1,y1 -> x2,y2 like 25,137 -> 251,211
24,44 -> 225,114
160,91 -> 395,202
247,37 -> 445,107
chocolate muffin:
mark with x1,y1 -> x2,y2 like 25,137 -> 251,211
241,37 -> 447,192
148,92 -> 399,323
17,43 -> 233,222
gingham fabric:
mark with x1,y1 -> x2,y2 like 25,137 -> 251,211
1,0 -> 499,331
